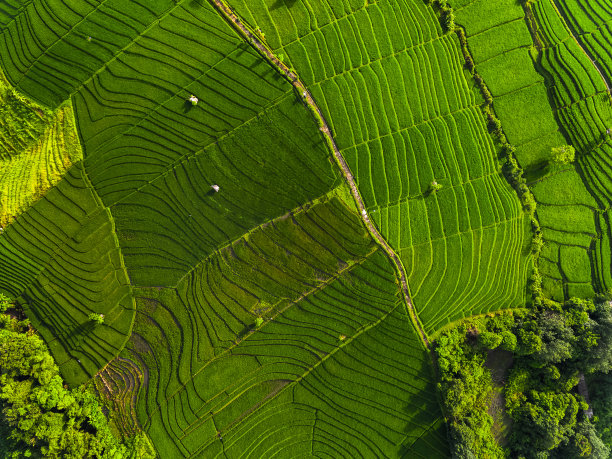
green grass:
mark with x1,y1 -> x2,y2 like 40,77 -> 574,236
454,0 -> 525,36
478,47 -> 544,97
466,19 -> 533,65
494,83 -> 562,146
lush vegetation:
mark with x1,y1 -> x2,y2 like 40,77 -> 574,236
436,295 -> 612,458
0,294 -> 138,458
1,0 -> 612,456
232,0 -> 532,335
590,372 -> 612,453
0,70 -> 81,228
121,196 -> 447,457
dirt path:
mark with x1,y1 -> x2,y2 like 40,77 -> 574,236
208,0 -> 430,349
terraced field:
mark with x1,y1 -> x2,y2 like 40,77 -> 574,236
230,0 -> 533,333
110,196 -> 447,457
0,70 -> 81,227
527,0 -> 612,299
0,163 -> 134,384
2,0 -> 612,456
452,0 -> 612,300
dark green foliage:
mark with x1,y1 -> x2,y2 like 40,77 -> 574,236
88,313 -> 105,325
508,390 -> 581,454
0,298 -> 128,458
438,297 -> 612,457
435,318 -> 511,458
590,373 -> 612,452
504,298 -> 612,458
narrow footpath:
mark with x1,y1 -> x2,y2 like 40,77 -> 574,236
208,0 -> 430,349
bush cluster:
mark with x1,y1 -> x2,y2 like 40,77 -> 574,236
0,294 -> 148,458
436,296 -> 612,458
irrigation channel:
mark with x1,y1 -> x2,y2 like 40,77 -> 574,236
209,0 -> 431,349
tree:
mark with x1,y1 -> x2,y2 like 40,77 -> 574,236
0,293 -> 10,313
254,317 -> 264,328
551,145 -> 576,164
0,303 -> 127,457
430,180 -> 443,193
442,8 -> 455,32
88,313 -> 104,325
478,330 -> 502,350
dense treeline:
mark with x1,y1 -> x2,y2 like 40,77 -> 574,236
436,296 -> 612,458
0,294 -> 153,458
590,373 -> 612,453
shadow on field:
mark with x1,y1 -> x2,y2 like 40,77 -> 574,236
237,323 -> 254,340
183,100 -> 194,114
271,0 -> 298,10
398,355 -> 446,456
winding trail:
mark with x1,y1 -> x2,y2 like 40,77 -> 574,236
208,0 -> 430,349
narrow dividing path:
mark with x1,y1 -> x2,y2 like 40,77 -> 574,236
208,0 -> 430,349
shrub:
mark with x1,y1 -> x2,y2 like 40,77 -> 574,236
0,293 -> 10,313
430,180 -> 443,193
88,313 -> 104,325
551,145 -> 576,164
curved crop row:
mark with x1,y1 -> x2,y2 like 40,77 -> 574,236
524,0 -> 612,299
56,2 -> 342,288
455,0 -> 567,168
94,356 -> 144,437
119,196 -> 447,458
0,163 -> 135,384
0,100 -> 81,227
0,0 -> 177,107
555,0 -> 612,84
230,0 -> 531,334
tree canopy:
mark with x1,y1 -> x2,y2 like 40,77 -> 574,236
0,294 -> 131,458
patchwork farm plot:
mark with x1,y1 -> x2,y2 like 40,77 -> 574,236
1,0 -> 612,456
230,0 -> 533,334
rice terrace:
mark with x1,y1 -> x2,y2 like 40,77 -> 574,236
3,0 -> 612,457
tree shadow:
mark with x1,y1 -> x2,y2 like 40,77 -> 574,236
398,355 -> 448,456
183,100 -> 194,114
237,323 -> 255,340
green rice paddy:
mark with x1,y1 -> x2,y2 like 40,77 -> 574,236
1,0 -> 612,456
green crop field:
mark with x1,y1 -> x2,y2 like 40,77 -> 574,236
1,0 -> 612,456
